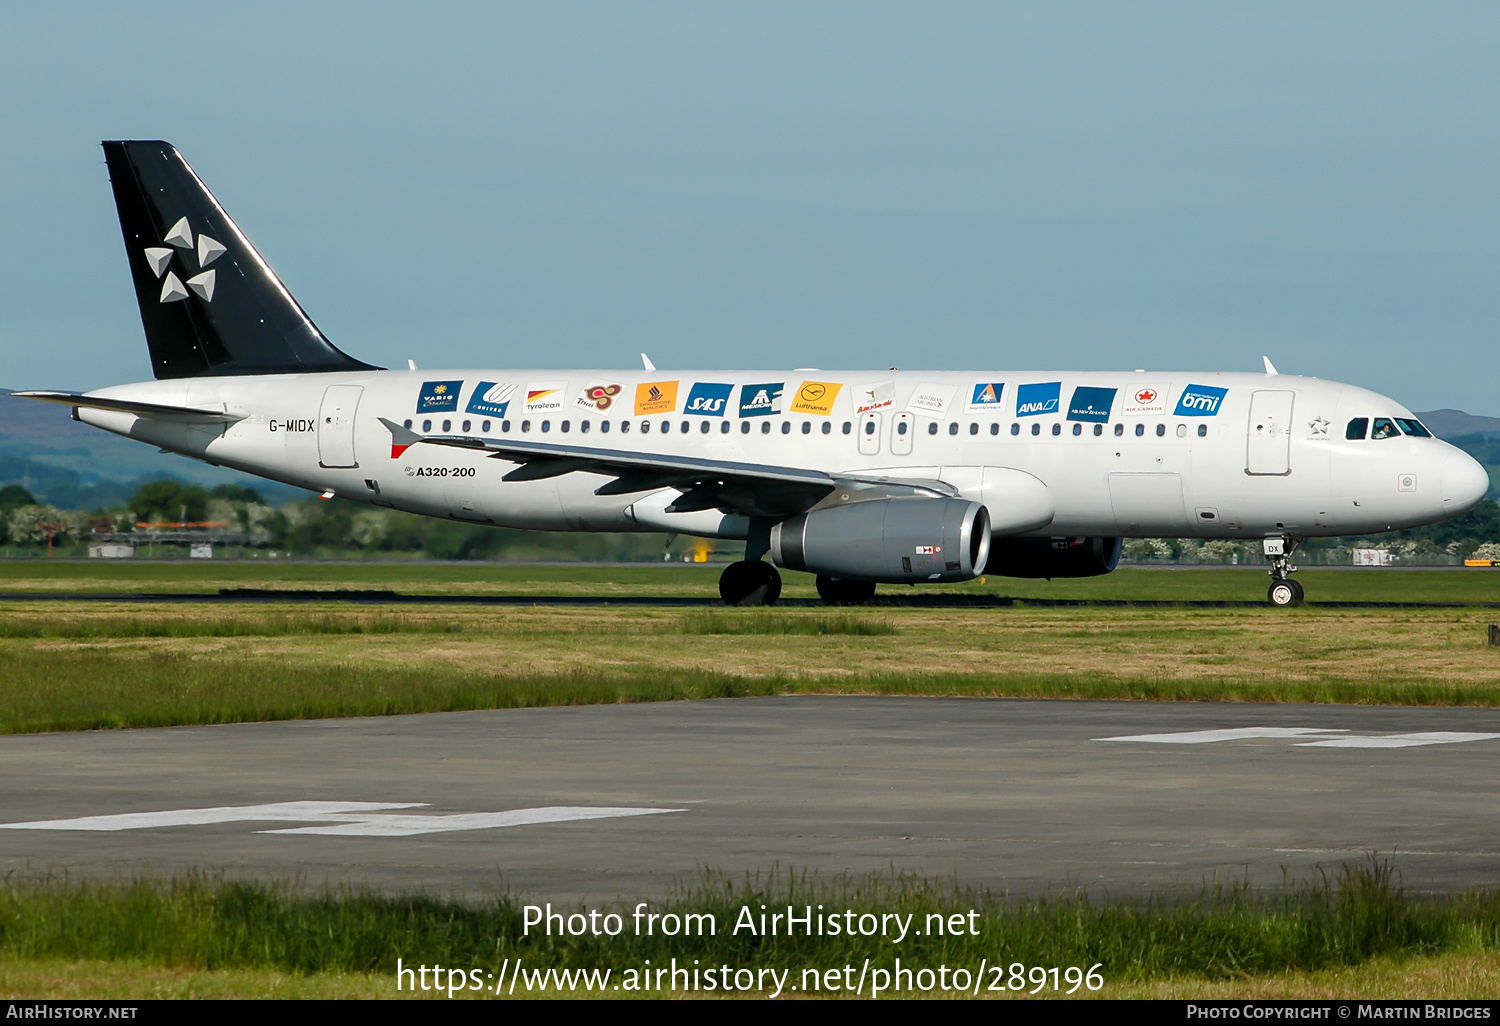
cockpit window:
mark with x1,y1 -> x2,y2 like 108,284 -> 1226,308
1371,417 -> 1399,440
1395,418 -> 1431,438
1345,418 -> 1368,440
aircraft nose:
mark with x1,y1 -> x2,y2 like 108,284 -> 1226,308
1442,449 -> 1490,513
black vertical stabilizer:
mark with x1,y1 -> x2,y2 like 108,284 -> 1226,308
102,140 -> 380,379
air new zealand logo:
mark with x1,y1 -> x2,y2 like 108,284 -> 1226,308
142,217 -> 226,305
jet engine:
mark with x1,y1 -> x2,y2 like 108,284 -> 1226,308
984,536 -> 1121,578
770,496 -> 990,583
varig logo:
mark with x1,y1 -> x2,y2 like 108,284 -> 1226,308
142,216 -> 226,305
1173,384 -> 1228,417
683,382 -> 733,416
417,380 -> 463,413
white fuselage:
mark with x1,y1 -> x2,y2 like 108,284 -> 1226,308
74,370 -> 1488,542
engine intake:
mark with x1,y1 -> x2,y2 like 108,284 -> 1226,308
770,496 -> 990,583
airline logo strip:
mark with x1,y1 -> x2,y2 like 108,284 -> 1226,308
967,382 -> 1005,413
1067,386 -> 1117,423
524,382 -> 567,414
854,382 -> 896,414
789,381 -> 843,416
1015,382 -> 1061,417
1122,385 -> 1168,416
575,381 -> 624,413
466,382 -> 515,418
905,382 -> 958,419
634,380 -> 679,416
684,382 -> 734,416
739,383 -> 783,417
1174,384 -> 1229,417
417,381 -> 462,413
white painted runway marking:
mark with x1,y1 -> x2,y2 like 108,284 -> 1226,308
1295,732 -> 1500,749
0,801 -> 685,837
1096,727 -> 1345,744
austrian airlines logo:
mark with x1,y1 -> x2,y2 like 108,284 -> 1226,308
142,217 -> 225,304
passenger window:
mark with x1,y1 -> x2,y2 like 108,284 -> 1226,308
969,423 -> 978,435
1176,424 -> 1186,437
462,420 -> 471,432
822,421 -> 831,435
990,423 -> 999,436
1010,423 -> 1019,436
502,420 -> 511,433
1197,424 -> 1207,437
928,422 -> 939,435
721,421 -> 730,434
701,421 -> 710,434
422,420 -> 431,432
1345,418 -> 1368,440
782,421 -> 792,434
948,422 -> 958,435
761,422 -> 771,434
481,420 -> 491,433
442,420 -> 451,432
1051,423 -> 1061,436
600,421 -> 609,433
1031,423 -> 1040,436
580,420 -> 589,433
521,420 -> 531,433
621,421 -> 631,433
1371,418 -> 1398,440
640,420 -> 651,434
1134,424 -> 1144,437
864,420 -> 876,435
1093,424 -> 1103,436
1072,424 -> 1081,436
404,419 -> 413,429
560,420 -> 569,433
541,420 -> 550,433
898,422 -> 908,436
801,421 -> 811,434
1114,424 -> 1124,437
741,421 -> 750,434
1155,423 -> 1165,437
1395,418 -> 1431,438
842,421 -> 852,435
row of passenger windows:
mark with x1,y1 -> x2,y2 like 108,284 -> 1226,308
402,416 -> 1213,439
1346,417 -> 1431,440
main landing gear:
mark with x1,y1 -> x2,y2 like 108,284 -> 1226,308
719,560 -> 782,606
1265,537 -> 1303,608
815,575 -> 877,606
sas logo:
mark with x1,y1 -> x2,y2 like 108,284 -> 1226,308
790,380 -> 842,416
1123,385 -> 1168,416
1174,384 -> 1228,417
854,382 -> 896,415
967,382 -> 1005,412
739,382 -> 784,417
1015,382 -> 1061,417
634,380 -> 680,416
575,382 -> 624,413
684,382 -> 734,416
417,380 -> 463,413
466,381 -> 515,418
525,381 -> 567,414
1067,386 -> 1117,423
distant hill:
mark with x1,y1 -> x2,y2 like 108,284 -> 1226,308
1414,409 -> 1500,439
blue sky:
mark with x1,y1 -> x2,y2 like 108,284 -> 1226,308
2,3 -> 1496,412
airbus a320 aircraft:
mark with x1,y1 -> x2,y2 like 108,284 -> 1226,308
18,142 -> 1491,607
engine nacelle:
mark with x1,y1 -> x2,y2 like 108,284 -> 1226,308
984,536 -> 1122,578
770,496 -> 991,583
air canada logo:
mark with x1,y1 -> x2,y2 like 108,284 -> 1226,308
143,216 -> 225,304
1135,388 -> 1157,405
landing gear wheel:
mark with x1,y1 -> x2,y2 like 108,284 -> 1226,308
1268,579 -> 1303,607
719,560 -> 782,607
815,575 -> 877,606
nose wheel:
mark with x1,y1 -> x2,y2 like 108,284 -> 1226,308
1265,537 -> 1303,607
1268,578 -> 1304,607
719,560 -> 782,606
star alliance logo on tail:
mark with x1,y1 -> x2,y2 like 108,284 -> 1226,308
142,216 -> 226,305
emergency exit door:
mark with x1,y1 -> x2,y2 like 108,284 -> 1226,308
1246,390 -> 1293,475
858,412 -> 882,455
317,385 -> 363,468
891,412 -> 914,455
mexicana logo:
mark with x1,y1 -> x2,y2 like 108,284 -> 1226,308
418,380 -> 462,413
1015,382 -> 1061,417
739,382 -> 783,417
1174,384 -> 1228,417
684,382 -> 733,416
466,382 -> 514,418
1067,386 -> 1117,423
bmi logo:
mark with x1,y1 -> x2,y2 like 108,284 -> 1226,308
1173,384 -> 1228,417
142,217 -> 226,304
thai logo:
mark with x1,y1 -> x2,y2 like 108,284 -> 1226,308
790,381 -> 842,415
417,380 -> 463,413
684,382 -> 733,416
633,380 -> 679,416
142,216 -> 226,304
575,382 -> 624,412
738,383 -> 783,417
1174,384 -> 1228,417
1067,386 -> 1117,423
466,382 -> 515,418
1015,382 -> 1061,417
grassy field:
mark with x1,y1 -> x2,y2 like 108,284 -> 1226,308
0,862 -> 1496,999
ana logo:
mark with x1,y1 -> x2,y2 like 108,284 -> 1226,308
1067,386 -> 1117,423
417,380 -> 463,413
466,382 -> 515,418
739,382 -> 784,418
684,382 -> 733,416
790,381 -> 842,416
634,380 -> 679,416
142,216 -> 226,304
1174,384 -> 1228,417
575,382 -> 623,412
1015,382 -> 1061,417
525,381 -> 567,413
968,383 -> 1005,410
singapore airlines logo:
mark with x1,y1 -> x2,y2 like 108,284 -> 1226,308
142,216 -> 226,305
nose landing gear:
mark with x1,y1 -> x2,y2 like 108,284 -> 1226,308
1265,537 -> 1303,607
719,517 -> 782,606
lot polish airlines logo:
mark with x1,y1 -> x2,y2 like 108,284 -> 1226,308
142,216 -> 226,304
1015,382 -> 1061,417
1174,384 -> 1228,417
684,382 -> 733,416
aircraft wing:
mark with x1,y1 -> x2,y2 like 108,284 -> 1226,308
379,417 -> 951,518
13,390 -> 246,424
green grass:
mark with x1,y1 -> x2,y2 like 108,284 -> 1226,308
0,860 -> 1495,995
678,610 -> 897,635
0,612 -> 461,640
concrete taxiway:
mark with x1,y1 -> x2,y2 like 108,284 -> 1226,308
0,696 -> 1496,901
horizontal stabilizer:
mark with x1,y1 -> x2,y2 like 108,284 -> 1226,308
13,390 -> 246,423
